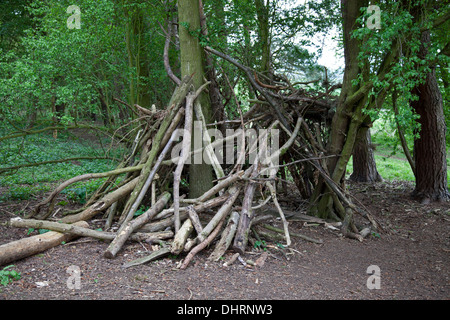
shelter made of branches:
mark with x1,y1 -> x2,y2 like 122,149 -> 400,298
2,48 -> 379,269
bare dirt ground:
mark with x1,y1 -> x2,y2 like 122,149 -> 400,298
0,181 -> 448,301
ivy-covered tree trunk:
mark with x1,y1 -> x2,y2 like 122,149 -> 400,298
178,0 -> 213,198
411,31 -> 449,203
309,0 -> 369,220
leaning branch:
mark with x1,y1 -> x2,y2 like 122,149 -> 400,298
204,46 -> 291,132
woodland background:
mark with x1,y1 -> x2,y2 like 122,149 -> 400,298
0,0 -> 448,287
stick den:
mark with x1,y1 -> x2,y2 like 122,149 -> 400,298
170,121 -> 280,166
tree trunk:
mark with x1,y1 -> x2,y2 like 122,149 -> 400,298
199,0 -> 226,131
350,127 -> 383,183
255,0 -> 272,77
310,0 -> 369,219
411,31 -> 449,203
178,0 -> 214,198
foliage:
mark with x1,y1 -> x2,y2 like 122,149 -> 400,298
351,1 -> 449,136
0,0 -> 173,134
0,265 -> 21,286
0,124 -> 121,201
200,0 -> 342,116
133,205 -> 149,217
0,0 -> 32,53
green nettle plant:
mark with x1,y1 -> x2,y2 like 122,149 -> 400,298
0,265 -> 21,286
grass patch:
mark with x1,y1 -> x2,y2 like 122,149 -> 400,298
346,154 -> 416,182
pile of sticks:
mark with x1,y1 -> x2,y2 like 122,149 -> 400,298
2,55 -> 377,268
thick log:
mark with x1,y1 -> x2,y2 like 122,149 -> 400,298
208,211 -> 240,262
0,220 -> 88,266
104,192 -> 171,259
232,163 -> 259,254
171,218 -> 194,255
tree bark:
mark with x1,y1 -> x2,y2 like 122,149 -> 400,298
233,164 -> 259,254
171,218 -> 194,255
199,0 -> 226,129
350,127 -> 383,183
255,0 -> 272,77
178,0 -> 214,198
411,31 -> 449,203
393,88 -> 416,174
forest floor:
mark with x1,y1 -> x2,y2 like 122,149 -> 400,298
0,180 -> 448,301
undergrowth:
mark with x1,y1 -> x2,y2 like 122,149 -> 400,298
0,120 -> 448,202
0,126 -> 124,202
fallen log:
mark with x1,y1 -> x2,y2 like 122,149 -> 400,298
9,218 -> 173,243
0,220 -> 89,266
